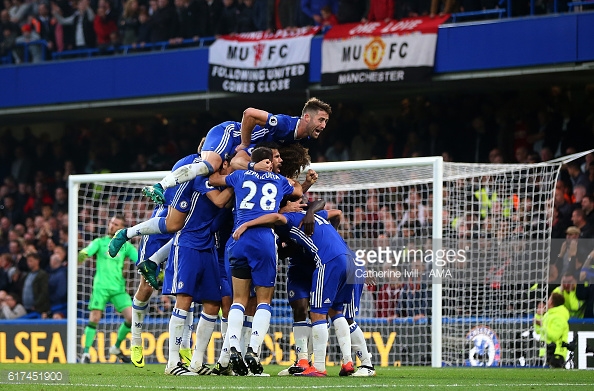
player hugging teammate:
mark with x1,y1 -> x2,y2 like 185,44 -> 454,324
104,98 -> 375,376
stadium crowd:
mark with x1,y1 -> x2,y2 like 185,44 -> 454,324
1,0 -> 591,64
1,85 -> 594,322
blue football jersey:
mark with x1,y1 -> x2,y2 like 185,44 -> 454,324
173,175 -> 225,250
282,210 -> 351,265
225,170 -> 294,230
260,113 -> 301,144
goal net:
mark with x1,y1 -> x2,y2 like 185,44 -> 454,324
67,157 -> 563,367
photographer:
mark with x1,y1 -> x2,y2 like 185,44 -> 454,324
543,292 -> 570,368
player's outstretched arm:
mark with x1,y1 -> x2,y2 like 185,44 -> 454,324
232,213 -> 287,240
237,108 -> 270,151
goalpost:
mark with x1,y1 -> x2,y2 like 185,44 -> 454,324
67,156 -> 562,367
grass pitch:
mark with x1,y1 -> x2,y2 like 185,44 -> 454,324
1,364 -> 593,391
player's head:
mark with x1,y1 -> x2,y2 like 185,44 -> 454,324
219,152 -> 233,175
256,142 -> 282,174
278,143 -> 311,179
301,97 -> 331,139
251,147 -> 273,172
108,214 -> 126,236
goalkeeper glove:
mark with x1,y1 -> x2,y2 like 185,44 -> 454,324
78,251 -> 88,263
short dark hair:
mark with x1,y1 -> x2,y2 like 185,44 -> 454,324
251,147 -> 273,163
255,141 -> 280,151
550,292 -> 565,307
26,252 -> 41,262
302,97 -> 332,117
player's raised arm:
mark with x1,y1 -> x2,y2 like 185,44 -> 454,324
301,169 -> 318,193
237,108 -> 270,151
232,213 -> 288,240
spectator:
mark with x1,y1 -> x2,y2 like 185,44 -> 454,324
198,0 -> 224,37
566,160 -> 590,190
23,181 -> 54,218
10,146 -> 33,184
0,253 -> 17,292
94,3 -> 118,49
171,0 -> 201,43
149,0 -> 179,43
236,0 -> 258,32
377,279 -> 400,318
1,194 -> 25,225
21,252 -> 50,316
0,291 -> 26,319
301,0 -> 338,25
320,5 -> 338,26
278,0 -> 300,29
571,208 -> 593,239
119,0 -> 140,45
581,194 -> 594,226
34,3 -> 57,56
47,253 -> 67,318
336,0 -> 365,24
8,0 -> 31,26
554,187 -> 572,233
12,22 -> 42,63
362,0 -> 394,22
134,9 -> 151,46
217,0 -> 238,35
51,0 -> 97,50
53,187 -> 68,216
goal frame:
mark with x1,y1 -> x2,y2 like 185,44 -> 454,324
67,157 -> 445,365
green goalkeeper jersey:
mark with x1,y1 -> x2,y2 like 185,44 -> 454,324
82,236 -> 138,290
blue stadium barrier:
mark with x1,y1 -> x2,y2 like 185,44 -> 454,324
52,37 -> 216,61
450,8 -> 507,23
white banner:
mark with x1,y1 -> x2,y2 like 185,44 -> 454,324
208,27 -> 319,93
321,16 -> 449,86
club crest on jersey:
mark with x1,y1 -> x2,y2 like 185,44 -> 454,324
268,116 -> 278,126
180,201 -> 188,209
289,290 -> 295,298
177,281 -> 184,289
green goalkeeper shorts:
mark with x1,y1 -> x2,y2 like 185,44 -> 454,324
88,286 -> 132,313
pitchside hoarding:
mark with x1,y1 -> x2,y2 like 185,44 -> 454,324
2,320 -> 593,368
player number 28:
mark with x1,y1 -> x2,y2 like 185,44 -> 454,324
239,181 -> 278,211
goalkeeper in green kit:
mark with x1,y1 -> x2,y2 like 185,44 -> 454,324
78,214 -> 137,363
